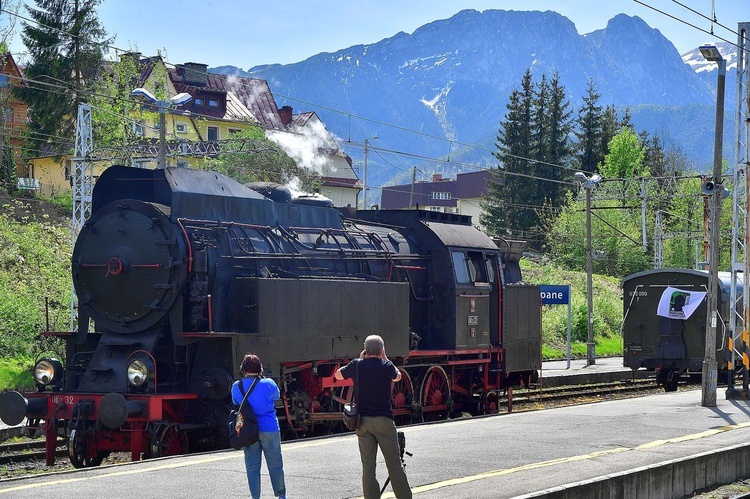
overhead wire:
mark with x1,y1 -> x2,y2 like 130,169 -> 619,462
669,0 -> 740,38
632,0 -> 739,49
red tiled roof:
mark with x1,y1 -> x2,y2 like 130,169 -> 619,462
167,65 -> 284,129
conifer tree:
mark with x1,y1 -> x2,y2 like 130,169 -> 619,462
541,71 -> 573,208
482,69 -> 534,238
574,79 -> 604,172
14,0 -> 111,157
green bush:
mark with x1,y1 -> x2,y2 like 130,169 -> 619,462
0,356 -> 34,391
520,259 -> 623,359
0,214 -> 70,359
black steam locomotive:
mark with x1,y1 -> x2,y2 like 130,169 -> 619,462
0,165 -> 541,467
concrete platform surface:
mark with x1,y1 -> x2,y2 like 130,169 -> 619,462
539,355 -> 652,387
2,385 -> 749,498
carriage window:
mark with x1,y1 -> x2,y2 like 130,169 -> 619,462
452,251 -> 470,283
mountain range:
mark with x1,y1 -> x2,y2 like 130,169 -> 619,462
210,9 -> 739,193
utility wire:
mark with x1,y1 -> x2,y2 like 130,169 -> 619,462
669,0 -> 739,38
632,0 -> 739,49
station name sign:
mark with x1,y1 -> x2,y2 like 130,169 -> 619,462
539,284 -> 570,305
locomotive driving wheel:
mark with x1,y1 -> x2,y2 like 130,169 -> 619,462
149,423 -> 188,458
419,366 -> 450,421
68,429 -> 106,468
392,368 -> 414,425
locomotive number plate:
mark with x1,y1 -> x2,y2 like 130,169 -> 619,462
51,394 -> 77,406
467,316 -> 478,326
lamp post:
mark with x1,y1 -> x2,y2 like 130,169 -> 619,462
574,171 -> 602,366
699,43 -> 726,407
362,136 -> 378,209
130,88 -> 192,169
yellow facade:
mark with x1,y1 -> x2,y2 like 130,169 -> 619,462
27,57 -> 255,196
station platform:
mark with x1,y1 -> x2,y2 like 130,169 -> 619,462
539,356 -> 652,387
2,376 -> 748,498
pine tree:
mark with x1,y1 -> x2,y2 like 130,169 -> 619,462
541,71 -> 573,208
574,79 -> 604,172
14,0 -> 111,158
482,69 -> 534,239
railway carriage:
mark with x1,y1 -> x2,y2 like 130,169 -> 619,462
0,165 -> 541,467
621,268 -> 741,391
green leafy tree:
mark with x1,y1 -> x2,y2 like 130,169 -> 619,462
90,53 -> 141,150
600,127 -> 645,204
14,0 -> 111,157
600,104 -> 620,162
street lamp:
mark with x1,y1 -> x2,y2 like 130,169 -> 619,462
699,43 -> 726,407
130,88 -> 192,169
362,136 -> 378,209
574,171 -> 602,366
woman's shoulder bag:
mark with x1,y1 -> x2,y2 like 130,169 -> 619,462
228,377 -> 261,449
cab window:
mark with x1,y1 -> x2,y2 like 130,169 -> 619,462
467,251 -> 488,283
452,251 -> 470,283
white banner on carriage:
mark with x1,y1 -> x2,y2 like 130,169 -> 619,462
656,286 -> 706,320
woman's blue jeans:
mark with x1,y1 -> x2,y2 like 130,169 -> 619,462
243,431 -> 286,499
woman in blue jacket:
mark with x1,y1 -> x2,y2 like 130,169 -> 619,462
231,353 -> 287,499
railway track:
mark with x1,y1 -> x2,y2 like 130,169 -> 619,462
0,439 -> 68,467
0,378 -> 688,478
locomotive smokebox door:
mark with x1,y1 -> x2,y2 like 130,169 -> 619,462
502,284 -> 542,373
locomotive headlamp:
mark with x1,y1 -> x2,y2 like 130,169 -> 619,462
127,359 -> 152,387
34,358 -> 63,386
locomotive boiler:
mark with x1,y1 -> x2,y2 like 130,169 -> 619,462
0,165 -> 541,467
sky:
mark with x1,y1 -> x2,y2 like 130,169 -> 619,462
4,0 -> 750,69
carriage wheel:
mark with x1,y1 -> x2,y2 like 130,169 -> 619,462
150,423 -> 188,458
392,368 -> 414,425
419,366 -> 450,421
68,429 -> 105,468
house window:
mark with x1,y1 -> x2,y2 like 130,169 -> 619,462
431,191 -> 452,200
207,126 -> 219,141
175,123 -> 188,133
4,107 -> 13,123
133,122 -> 144,136
208,98 -> 219,107
429,206 -> 442,212
177,161 -> 189,169
228,128 -> 242,135
194,97 -> 205,106
64,161 -> 71,180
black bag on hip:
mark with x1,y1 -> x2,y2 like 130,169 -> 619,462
228,378 -> 260,449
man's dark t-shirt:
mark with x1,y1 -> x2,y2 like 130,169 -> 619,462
340,357 -> 398,419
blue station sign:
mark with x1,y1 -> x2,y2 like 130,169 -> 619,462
540,284 -> 570,305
